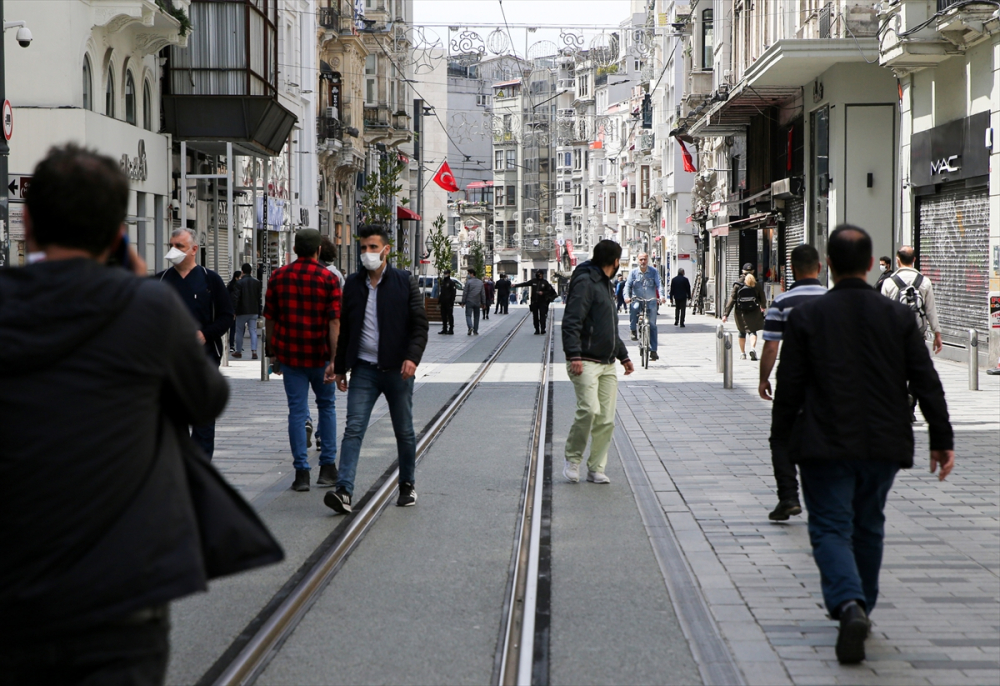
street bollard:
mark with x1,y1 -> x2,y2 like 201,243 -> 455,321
723,333 -> 733,389
716,323 -> 725,373
221,333 -> 229,367
968,329 -> 979,391
259,318 -> 269,381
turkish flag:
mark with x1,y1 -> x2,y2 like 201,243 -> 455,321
678,139 -> 697,173
432,160 -> 459,192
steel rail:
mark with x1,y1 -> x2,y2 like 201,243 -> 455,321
213,312 -> 532,686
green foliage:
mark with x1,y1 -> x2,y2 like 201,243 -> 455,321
469,240 -> 486,280
360,154 -> 412,269
428,214 -> 454,276
157,0 -> 192,36
597,63 -> 619,77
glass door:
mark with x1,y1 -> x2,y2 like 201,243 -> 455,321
810,105 -> 830,285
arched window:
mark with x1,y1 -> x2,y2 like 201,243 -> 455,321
82,57 -> 93,111
143,80 -> 153,130
125,72 -> 136,125
106,66 -> 115,118
702,9 -> 714,70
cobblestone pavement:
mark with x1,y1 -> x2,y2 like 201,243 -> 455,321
615,308 -> 999,686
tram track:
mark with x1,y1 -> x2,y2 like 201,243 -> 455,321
205,311 -> 554,686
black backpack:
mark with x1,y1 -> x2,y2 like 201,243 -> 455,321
736,284 -> 758,312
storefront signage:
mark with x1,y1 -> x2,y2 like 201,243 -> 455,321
990,294 -> 1000,330
120,140 -> 148,182
911,112 -> 989,187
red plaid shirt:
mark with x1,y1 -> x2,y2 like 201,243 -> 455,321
264,258 -> 341,368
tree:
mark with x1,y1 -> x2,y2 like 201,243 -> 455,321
359,153 -> 412,270
469,240 -> 486,280
428,214 -> 454,276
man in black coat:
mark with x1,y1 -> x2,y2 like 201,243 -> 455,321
437,269 -> 457,335
0,145 -> 244,683
512,270 -> 557,334
669,268 -> 692,327
327,225 -> 429,514
771,224 -> 954,665
495,273 -> 511,314
234,263 -> 263,358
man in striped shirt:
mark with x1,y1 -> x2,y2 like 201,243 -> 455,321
759,244 -> 827,521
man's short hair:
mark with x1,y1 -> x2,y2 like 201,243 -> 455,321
319,236 -> 338,263
536,270 -> 544,278
790,244 -> 821,276
592,239 -> 622,268
468,268 -> 476,275
678,268 -> 685,276
828,224 -> 873,275
293,229 -> 322,258
26,144 -> 130,254
171,227 -> 197,246
879,255 -> 892,265
241,263 -> 253,275
896,246 -> 916,266
358,224 -> 391,245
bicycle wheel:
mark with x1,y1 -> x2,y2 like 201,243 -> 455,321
641,324 -> 650,369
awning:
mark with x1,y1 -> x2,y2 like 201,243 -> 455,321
466,180 -> 494,189
397,206 -> 421,221
162,95 -> 298,157
709,212 -> 770,237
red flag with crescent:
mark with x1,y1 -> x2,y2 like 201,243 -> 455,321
432,160 -> 460,192
678,139 -> 697,173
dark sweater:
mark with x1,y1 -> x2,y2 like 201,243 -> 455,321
156,265 -> 235,361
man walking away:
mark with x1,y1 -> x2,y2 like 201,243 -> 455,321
615,273 -> 626,312
562,240 -> 634,484
495,273 -> 511,314
624,252 -> 664,360
327,225 -> 429,513
158,227 -> 235,459
759,244 -> 827,521
227,270 -> 242,352
483,276 -> 495,320
512,270 -> 557,334
723,264 -> 765,361
233,263 -> 262,359
0,145 -> 279,683
670,268 -> 692,327
874,255 -> 893,294
438,269 -> 457,334
264,230 -> 342,492
881,246 -> 943,354
771,225 -> 953,664
462,268 -> 486,335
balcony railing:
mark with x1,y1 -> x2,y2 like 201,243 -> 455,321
938,0 -> 964,10
317,116 -> 342,142
364,105 -> 390,127
819,3 -> 832,38
319,7 -> 339,29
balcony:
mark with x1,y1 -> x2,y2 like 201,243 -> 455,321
878,0 -> 995,71
91,0 -> 191,51
317,116 -> 342,143
364,105 -> 390,128
319,7 -> 339,30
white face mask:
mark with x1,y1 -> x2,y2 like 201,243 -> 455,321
165,246 -> 188,266
878,264 -> 887,273
360,249 -> 385,271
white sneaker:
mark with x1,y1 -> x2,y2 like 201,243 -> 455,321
587,471 -> 611,484
563,460 -> 580,483
740,353 -> 747,360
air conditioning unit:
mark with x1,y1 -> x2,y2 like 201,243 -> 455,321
771,177 -> 802,199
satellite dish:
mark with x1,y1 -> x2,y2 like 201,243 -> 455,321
533,239 -> 540,246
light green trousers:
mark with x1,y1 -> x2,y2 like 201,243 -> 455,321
565,361 -> 619,473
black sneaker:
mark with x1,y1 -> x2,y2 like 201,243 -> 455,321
397,482 -> 417,507
649,350 -> 659,361
768,500 -> 803,521
438,329 -> 448,335
749,349 -> 758,361
305,419 -> 314,449
835,600 -> 869,664
324,487 -> 352,514
630,331 -> 637,341
292,469 -> 310,492
316,464 -> 338,487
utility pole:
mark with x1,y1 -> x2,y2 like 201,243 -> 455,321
1,0 -> 9,268
413,98 -> 423,273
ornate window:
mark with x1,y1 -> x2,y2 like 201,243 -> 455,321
125,72 -> 137,125
703,9 -> 714,70
82,57 -> 93,111
106,66 -> 115,118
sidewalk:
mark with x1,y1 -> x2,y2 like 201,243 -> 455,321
616,309 -> 999,686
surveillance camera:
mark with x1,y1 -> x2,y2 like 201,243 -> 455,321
16,26 -> 32,48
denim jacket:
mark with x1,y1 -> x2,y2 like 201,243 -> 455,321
624,267 -> 661,301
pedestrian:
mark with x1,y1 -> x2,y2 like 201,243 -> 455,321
263,230 -> 342,492
669,268 -> 692,327
232,263 -> 262,359
771,224 -> 954,664
307,236 -> 347,453
483,275 -> 495,320
722,264 -> 766,361
326,224 -> 429,514
512,270 -> 557,334
462,268 -> 486,335
880,246 -> 943,354
615,273 -> 626,312
562,240 -> 634,484
758,244 -> 828,521
437,268 -> 457,335
157,227 -> 235,459
0,144 -> 280,683
624,252 -> 664,361
874,254 -> 894,294
227,270 -> 242,352
495,273 -> 511,314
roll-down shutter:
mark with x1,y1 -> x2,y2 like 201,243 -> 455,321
783,197 -> 805,290
726,235 -> 740,297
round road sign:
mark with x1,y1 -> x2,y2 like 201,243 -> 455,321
2,101 -> 12,141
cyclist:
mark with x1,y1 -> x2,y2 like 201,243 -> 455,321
624,252 -> 664,361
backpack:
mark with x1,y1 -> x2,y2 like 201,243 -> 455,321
736,284 -> 758,312
891,273 -> 928,333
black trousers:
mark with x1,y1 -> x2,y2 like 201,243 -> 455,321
674,298 -> 687,325
0,609 -> 170,686
532,304 -> 549,333
771,443 -> 800,503
191,352 -> 221,459
499,298 -> 509,314
440,304 -> 454,332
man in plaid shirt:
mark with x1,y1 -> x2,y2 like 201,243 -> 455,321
264,229 -> 342,492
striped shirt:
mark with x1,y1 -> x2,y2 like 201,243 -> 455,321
762,278 -> 827,342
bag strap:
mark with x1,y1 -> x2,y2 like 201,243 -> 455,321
891,274 -> 907,291
912,273 -> 924,289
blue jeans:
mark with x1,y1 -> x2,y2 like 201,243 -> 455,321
465,304 -> 480,332
281,365 -> 337,471
337,362 -> 416,496
629,300 -> 659,351
234,314 -> 258,353
799,459 -> 899,617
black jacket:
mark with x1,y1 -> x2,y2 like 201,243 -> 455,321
335,265 -> 429,373
771,278 -> 953,468
562,261 -> 630,364
156,265 -> 235,361
235,274 -> 263,316
495,277 -> 511,297
669,275 -> 691,301
0,259 -> 236,639
512,276 -> 556,308
438,276 -> 457,306
875,268 -> 893,294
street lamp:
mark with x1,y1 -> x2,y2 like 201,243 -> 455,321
1,8 -> 33,267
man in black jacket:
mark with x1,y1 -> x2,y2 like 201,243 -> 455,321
0,145 -> 234,682
513,270 -> 557,334
326,225 -> 429,513
495,273 -> 511,314
771,224 -> 954,665
669,268 -> 692,327
562,240 -> 634,484
234,263 -> 263,359
437,269 -> 457,334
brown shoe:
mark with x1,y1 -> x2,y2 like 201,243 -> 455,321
231,352 -> 242,359
252,352 -> 258,359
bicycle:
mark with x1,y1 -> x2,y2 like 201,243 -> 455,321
632,297 -> 657,369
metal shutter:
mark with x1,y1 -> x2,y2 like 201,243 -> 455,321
726,235 -> 740,295
916,184 -> 989,342
783,198 -> 805,290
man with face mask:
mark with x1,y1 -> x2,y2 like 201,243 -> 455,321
157,228 -> 235,459
874,255 -> 893,294
326,225 -> 429,514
